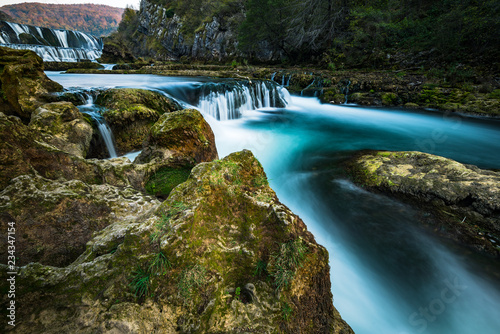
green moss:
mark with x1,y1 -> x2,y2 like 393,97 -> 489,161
145,166 -> 192,197
381,92 -> 398,105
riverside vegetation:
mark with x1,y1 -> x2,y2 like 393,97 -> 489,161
0,47 -> 353,333
89,0 -> 500,116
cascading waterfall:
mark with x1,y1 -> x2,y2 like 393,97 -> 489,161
77,93 -> 117,158
197,80 -> 291,120
0,20 -> 102,62
344,80 -> 351,104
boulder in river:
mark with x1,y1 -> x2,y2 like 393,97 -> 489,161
346,150 -> 500,256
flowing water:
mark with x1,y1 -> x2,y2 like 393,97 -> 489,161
47,72 -> 500,334
0,20 -> 102,61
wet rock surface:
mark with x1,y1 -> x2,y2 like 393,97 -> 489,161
346,150 -> 500,256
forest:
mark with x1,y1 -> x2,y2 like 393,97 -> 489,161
0,3 -> 124,37
127,0 -> 499,70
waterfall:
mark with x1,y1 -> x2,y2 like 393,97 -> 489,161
197,80 -> 291,121
0,20 -> 102,62
344,80 -> 351,104
102,64 -> 116,70
77,93 -> 117,158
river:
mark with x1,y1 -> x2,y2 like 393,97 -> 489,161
47,71 -> 500,334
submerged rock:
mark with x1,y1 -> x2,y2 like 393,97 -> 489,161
0,150 -> 353,333
96,88 -> 182,155
346,150 -> 500,256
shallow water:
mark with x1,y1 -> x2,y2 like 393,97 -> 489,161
47,72 -> 500,334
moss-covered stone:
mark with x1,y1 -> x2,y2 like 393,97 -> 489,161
144,165 -> 192,198
346,150 -> 500,256
137,108 -> 218,165
0,46 -> 63,121
29,102 -> 93,158
95,88 -> 182,155
0,174 -> 160,267
0,150 -> 352,334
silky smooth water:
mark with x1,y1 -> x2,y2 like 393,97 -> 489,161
47,72 -> 500,334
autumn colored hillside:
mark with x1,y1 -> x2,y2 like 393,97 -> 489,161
0,3 -> 124,37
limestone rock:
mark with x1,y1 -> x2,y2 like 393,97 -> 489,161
0,150 -> 352,334
346,150 -> 500,256
137,108 -> 218,165
0,174 -> 160,267
0,47 -> 63,121
96,88 -> 182,155
29,102 -> 93,158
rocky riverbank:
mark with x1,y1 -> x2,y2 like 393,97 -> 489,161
346,151 -> 500,257
0,46 -> 353,333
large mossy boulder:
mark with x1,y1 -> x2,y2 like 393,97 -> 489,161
137,108 -> 218,165
0,150 -> 353,334
95,88 -> 182,155
0,111 -> 101,189
346,150 -> 500,256
0,174 -> 159,267
137,108 -> 219,198
29,102 -> 93,158
0,47 -> 63,122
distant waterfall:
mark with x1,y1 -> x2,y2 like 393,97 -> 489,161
0,20 -> 103,62
198,80 -> 291,120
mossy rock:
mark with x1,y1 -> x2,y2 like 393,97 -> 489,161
144,165 -> 192,198
346,150 -> 500,256
0,174 -> 160,267
137,108 -> 218,165
29,102 -> 93,158
0,46 -> 63,121
0,150 -> 353,334
95,88 -> 182,155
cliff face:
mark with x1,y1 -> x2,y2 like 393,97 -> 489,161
131,0 -> 277,62
136,0 -> 239,61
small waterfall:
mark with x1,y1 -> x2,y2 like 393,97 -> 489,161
102,64 -> 116,70
197,80 -> 290,121
77,93 -> 117,158
301,79 -> 317,96
344,80 -> 351,104
0,20 -> 102,62
271,72 -> 277,82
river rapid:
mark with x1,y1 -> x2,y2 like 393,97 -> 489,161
47,72 -> 500,334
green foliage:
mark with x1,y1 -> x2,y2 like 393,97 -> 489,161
177,264 -> 207,300
238,0 -> 290,54
129,266 -> 151,298
253,259 -> 268,277
489,90 -> 500,100
270,238 -> 308,292
235,286 -> 241,300
149,251 -> 172,275
339,0 -> 500,66
282,302 -> 293,321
